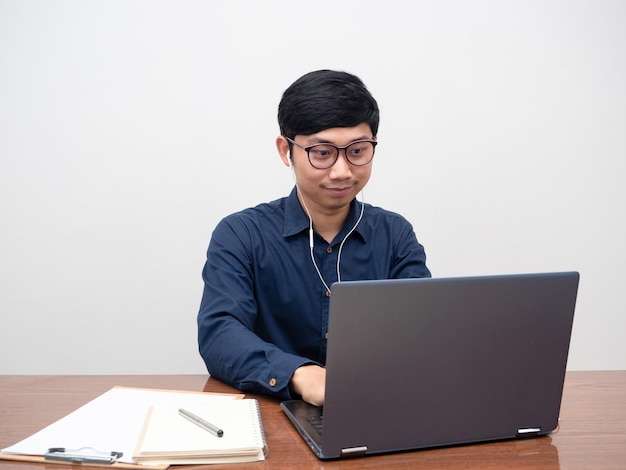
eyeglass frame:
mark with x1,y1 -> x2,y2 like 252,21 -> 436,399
284,136 -> 377,169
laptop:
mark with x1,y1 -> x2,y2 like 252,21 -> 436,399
281,271 -> 579,459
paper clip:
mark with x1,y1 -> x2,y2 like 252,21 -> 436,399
45,447 -> 123,464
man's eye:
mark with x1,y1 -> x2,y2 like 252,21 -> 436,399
310,146 -> 334,158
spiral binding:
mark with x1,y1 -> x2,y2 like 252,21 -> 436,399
251,399 -> 269,457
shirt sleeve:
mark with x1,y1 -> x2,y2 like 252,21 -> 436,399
197,216 -> 313,399
389,217 -> 432,279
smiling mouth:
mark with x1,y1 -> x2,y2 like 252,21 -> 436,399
325,187 -> 353,197
327,187 -> 350,191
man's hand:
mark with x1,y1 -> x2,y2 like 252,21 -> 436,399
290,364 -> 326,406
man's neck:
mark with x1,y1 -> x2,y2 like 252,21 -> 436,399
313,214 -> 348,244
299,196 -> 351,244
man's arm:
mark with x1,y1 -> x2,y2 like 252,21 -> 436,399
198,217 -> 315,400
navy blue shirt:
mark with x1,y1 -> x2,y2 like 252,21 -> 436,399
198,187 -> 430,399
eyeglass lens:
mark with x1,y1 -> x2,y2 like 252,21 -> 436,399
307,141 -> 375,169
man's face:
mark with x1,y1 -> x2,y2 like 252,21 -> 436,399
282,123 -> 375,216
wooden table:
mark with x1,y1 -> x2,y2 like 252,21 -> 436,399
1,371 -> 624,469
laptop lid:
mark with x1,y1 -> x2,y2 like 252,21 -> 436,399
281,272 -> 579,459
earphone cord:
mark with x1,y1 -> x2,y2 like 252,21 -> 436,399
302,190 -> 365,294
336,192 -> 364,282
308,223 -> 331,294
289,159 -> 364,294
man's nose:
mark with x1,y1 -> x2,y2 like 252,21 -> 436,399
329,150 -> 352,177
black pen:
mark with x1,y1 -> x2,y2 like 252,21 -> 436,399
178,408 -> 224,437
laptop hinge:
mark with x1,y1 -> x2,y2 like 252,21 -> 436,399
340,446 -> 367,457
516,427 -> 541,438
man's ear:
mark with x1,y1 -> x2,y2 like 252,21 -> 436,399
276,136 -> 291,168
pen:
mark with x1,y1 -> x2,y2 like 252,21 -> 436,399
178,408 -> 224,437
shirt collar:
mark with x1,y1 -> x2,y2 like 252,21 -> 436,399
283,187 -> 368,243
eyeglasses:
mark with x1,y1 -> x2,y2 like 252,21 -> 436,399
285,136 -> 377,169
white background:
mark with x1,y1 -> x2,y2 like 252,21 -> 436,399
1,0 -> 624,374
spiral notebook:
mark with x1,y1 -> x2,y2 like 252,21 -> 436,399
133,399 -> 268,465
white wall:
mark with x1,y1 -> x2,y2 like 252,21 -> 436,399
1,0 -> 624,374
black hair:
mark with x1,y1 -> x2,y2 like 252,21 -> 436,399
278,70 -> 379,139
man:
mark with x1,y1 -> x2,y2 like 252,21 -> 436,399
198,70 -> 430,406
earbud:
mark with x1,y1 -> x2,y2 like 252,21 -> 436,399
287,152 -> 292,168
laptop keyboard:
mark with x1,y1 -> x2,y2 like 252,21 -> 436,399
306,414 -> 324,435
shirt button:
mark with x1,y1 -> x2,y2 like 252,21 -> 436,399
325,332 -> 329,340
269,378 -> 277,387
326,247 -> 333,254
325,290 -> 331,297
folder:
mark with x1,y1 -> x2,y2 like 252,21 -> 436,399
1,386 -> 244,468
